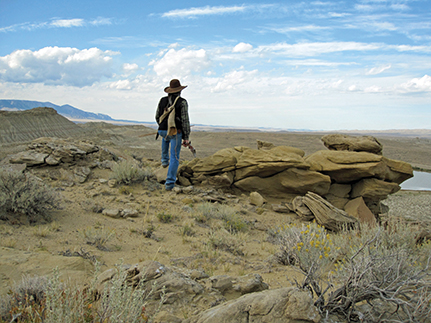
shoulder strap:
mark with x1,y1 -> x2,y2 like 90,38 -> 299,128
159,96 -> 180,124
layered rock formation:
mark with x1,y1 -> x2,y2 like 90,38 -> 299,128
176,136 -> 413,224
96,260 -> 319,323
3,137 -> 117,184
0,107 -> 85,144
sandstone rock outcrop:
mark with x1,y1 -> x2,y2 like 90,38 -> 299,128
184,287 -> 320,323
302,192 -> 359,231
344,197 -> 377,227
96,260 -> 276,321
4,137 -> 118,185
321,134 -> 383,154
8,137 -> 115,168
174,135 -> 413,229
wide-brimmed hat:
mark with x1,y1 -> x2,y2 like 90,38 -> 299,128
164,79 -> 187,93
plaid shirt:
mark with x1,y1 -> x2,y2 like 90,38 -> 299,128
156,96 -> 190,140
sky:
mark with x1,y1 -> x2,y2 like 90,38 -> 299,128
0,0 -> 430,131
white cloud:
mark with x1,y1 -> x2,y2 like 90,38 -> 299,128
109,79 -> 132,90
123,63 -> 139,75
162,5 -> 246,18
267,25 -> 331,34
149,47 -> 211,77
90,17 -> 113,26
390,3 -> 410,11
211,69 -> 258,93
399,75 -> 431,93
233,43 -> 253,53
391,44 -> 431,52
283,59 -> 354,67
0,47 -> 116,87
364,85 -> 383,93
50,19 -> 84,28
257,41 -> 382,57
0,17 -> 112,33
366,64 -> 391,75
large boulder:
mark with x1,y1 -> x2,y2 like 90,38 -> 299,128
323,183 -> 352,209
305,150 -> 386,183
235,147 -> 309,180
210,273 -> 269,297
183,287 -> 320,323
351,178 -> 401,201
381,157 -> 413,184
9,151 -> 48,165
344,197 -> 377,227
192,147 -> 246,174
302,192 -> 359,232
321,134 -> 383,155
234,168 -> 331,197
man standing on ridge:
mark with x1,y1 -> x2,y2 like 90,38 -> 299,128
155,79 -> 191,191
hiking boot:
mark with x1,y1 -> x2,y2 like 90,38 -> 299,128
165,185 -> 174,191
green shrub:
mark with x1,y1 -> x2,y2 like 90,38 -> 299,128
0,169 -> 60,221
111,160 -> 153,185
222,213 -> 248,233
179,224 -> 195,237
156,212 -> 173,223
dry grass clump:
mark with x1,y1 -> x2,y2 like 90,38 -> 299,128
208,229 -> 247,256
0,169 -> 60,221
110,160 -> 153,185
193,202 -> 220,223
273,220 -> 431,322
79,227 -> 116,251
0,265 -> 163,323
193,202 -> 248,233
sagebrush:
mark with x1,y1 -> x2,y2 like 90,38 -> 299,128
0,265 -> 164,323
274,220 -> 431,322
111,160 -> 153,185
0,169 -> 60,221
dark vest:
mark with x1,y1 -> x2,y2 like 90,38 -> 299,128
157,96 -> 185,133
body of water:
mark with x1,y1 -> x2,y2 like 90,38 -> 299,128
400,171 -> 431,191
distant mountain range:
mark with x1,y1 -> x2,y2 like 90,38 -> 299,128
0,99 -> 118,122
2,99 -> 430,138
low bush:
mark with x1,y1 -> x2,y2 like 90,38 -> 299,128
111,160 -> 153,185
193,203 -> 248,233
0,265 -> 164,323
0,169 -> 60,221
156,212 -> 173,223
274,220 -> 431,322
193,202 -> 219,222
208,229 -> 246,256
79,227 -> 116,251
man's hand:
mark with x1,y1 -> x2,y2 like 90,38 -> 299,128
182,139 -> 190,147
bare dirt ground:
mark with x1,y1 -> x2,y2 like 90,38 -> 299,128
1,124 -> 430,302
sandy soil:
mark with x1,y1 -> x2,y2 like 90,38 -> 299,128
1,125 -> 431,297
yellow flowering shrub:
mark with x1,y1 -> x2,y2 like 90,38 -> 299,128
275,221 -> 338,300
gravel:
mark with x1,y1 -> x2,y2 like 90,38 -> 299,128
384,190 -> 431,224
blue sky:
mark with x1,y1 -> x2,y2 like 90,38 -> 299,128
1,0 -> 430,130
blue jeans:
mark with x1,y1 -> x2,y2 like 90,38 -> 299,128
158,130 -> 182,188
